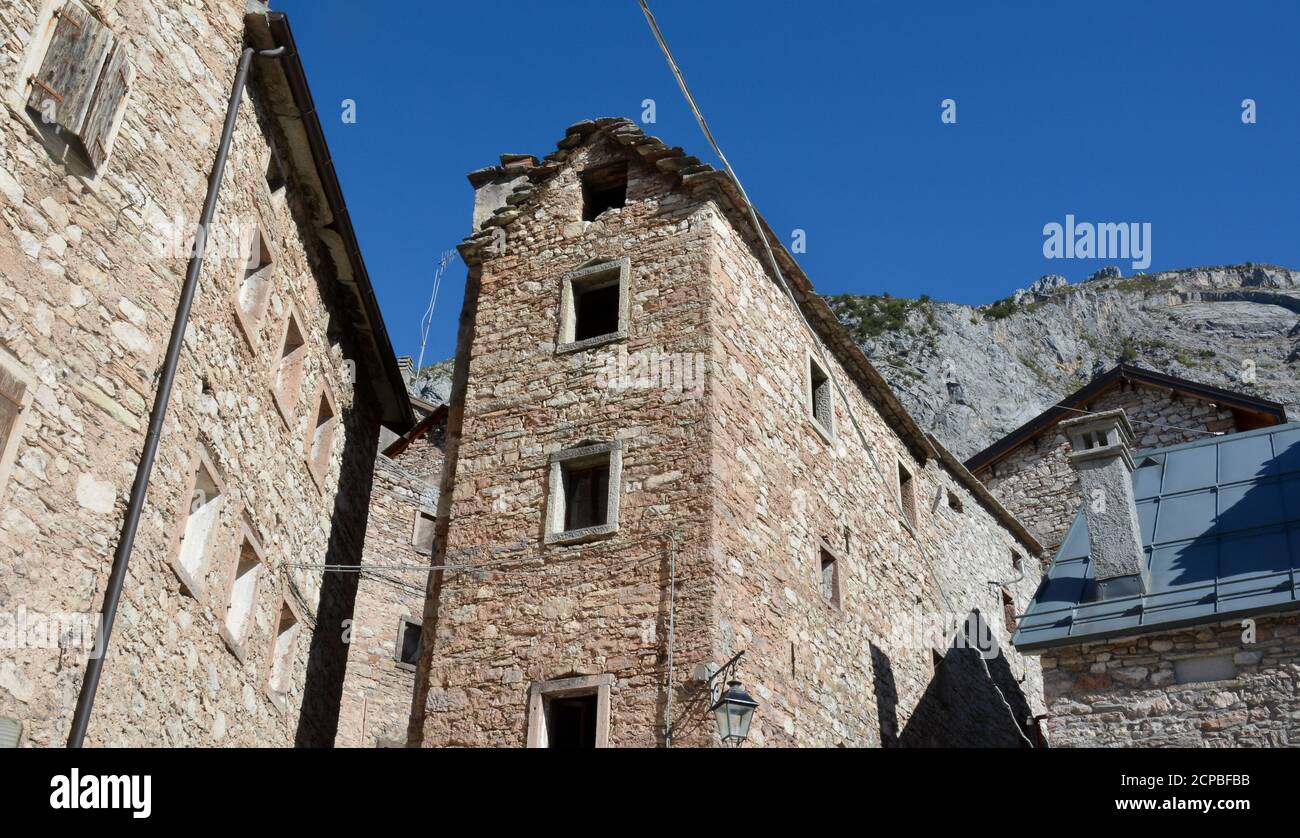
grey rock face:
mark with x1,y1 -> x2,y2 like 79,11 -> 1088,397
827,264 -> 1300,461
408,359 -> 454,404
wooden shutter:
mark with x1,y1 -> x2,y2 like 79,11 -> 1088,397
26,5 -> 113,136
81,38 -> 131,170
0,366 -> 27,459
26,4 -> 131,170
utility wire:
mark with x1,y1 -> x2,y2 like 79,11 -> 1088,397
636,0 -> 894,498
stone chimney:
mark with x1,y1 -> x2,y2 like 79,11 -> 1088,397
467,154 -> 538,231
1060,409 -> 1148,600
396,355 -> 414,385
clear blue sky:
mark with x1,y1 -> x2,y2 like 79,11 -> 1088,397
275,0 -> 1300,364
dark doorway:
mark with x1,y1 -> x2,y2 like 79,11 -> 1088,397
547,693 -> 598,748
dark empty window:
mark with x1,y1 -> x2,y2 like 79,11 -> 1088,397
562,462 -> 610,531
397,619 -> 422,667
547,693 -> 598,748
266,152 -> 286,194
898,463 -> 917,529
809,357 -> 832,434
581,162 -> 627,221
819,545 -> 838,605
574,281 -> 620,342
947,490 -> 963,513
1001,588 -> 1018,632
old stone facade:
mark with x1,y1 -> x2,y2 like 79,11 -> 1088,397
971,375 -> 1276,555
0,2 -> 409,746
408,118 -> 1047,748
335,403 -> 445,747
1040,615 -> 1300,747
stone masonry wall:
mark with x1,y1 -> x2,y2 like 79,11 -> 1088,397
414,134 -> 719,747
0,1 -> 381,746
1040,614 -> 1300,746
977,382 -> 1238,556
705,201 -> 1044,747
413,121 -> 1044,747
336,421 -> 443,747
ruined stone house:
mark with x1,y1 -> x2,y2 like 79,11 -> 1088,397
0,2 -> 412,746
966,363 -> 1287,556
1013,411 -> 1300,746
408,117 -> 1048,748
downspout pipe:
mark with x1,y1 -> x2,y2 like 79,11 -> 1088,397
67,44 -> 286,748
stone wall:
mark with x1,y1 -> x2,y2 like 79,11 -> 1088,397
0,1 -> 385,746
336,418 -> 443,747
1039,614 -> 1300,747
705,194 -> 1044,747
411,120 -> 1044,748
413,131 -> 718,747
977,382 -> 1239,556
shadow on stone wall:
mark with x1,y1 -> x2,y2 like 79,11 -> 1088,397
294,399 -> 380,747
878,612 -> 1035,748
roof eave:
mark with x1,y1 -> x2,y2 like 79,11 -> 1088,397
245,9 -> 415,429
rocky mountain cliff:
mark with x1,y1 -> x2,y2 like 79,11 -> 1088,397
827,264 -> 1300,461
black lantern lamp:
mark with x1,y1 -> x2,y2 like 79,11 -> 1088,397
710,678 -> 758,746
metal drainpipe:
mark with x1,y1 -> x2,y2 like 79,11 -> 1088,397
67,44 -> 286,748
664,531 -> 677,747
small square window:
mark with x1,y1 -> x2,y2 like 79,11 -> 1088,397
222,523 -> 264,651
303,387 -> 338,489
233,225 -> 274,346
395,617 -> 422,669
558,258 -> 629,353
266,151 -> 286,195
808,354 -> 833,439
897,462 -> 917,530
580,161 -> 627,221
1011,550 -> 1024,574
819,543 -> 840,606
173,448 -> 224,596
947,489 -> 963,513
545,441 -> 622,545
268,600 -> 300,696
0,347 -> 35,504
412,509 -> 435,555
1001,587 -> 1018,632
269,307 -> 306,425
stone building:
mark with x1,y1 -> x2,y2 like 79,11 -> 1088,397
0,2 -> 411,746
1014,412 -> 1300,746
966,364 -> 1287,556
335,395 -> 445,747
408,117 -> 1047,748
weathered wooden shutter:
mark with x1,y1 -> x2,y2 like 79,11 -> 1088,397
26,4 -> 131,170
26,5 -> 113,135
0,366 -> 27,459
81,39 -> 131,170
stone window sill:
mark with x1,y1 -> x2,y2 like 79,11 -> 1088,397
545,522 -> 619,546
557,330 -> 627,355
217,623 -> 250,664
808,415 -> 834,446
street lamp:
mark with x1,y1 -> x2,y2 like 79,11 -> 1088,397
710,679 -> 758,746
